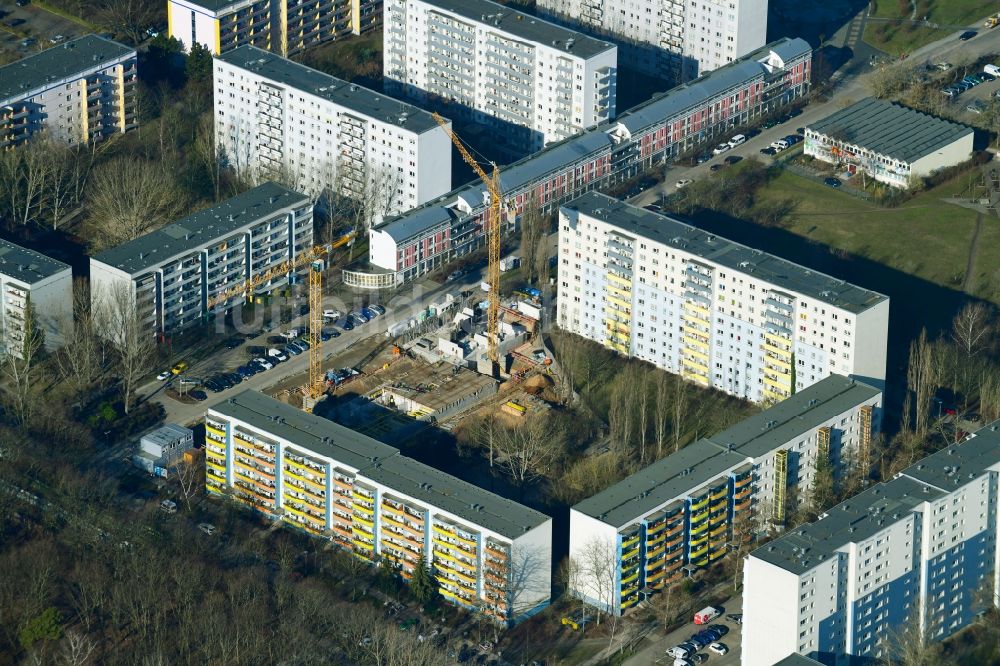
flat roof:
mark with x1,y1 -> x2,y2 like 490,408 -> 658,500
0,35 -> 134,105
0,238 -> 70,284
807,97 -> 974,164
171,0 -> 248,12
142,423 -> 193,446
210,390 -> 548,538
375,37 -> 809,245
704,376 -> 881,460
773,655 -> 826,666
754,422 -> 1000,575
564,192 -> 887,314
417,0 -> 614,59
92,182 -> 310,275
217,46 -> 442,134
384,362 -> 497,412
209,390 -> 399,472
573,375 -> 879,529
365,456 -> 549,540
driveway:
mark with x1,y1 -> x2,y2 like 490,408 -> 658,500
626,595 -> 743,666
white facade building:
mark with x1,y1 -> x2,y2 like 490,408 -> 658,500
384,0 -> 617,154
535,0 -> 767,81
215,47 -> 452,215
206,390 -> 552,624
0,35 -> 137,148
569,375 -> 881,615
743,422 -> 1000,665
0,241 -> 73,358
90,182 -> 312,337
557,193 -> 889,404
804,97 -> 975,189
168,0 -> 380,56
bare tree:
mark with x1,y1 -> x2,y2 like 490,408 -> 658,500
86,156 -> 186,251
654,372 -> 669,459
608,371 -> 634,454
492,413 -> 562,487
519,192 -> 545,284
59,629 -> 97,666
1,299 -> 46,426
94,282 -> 156,415
951,301 -> 992,358
877,610 -> 949,666
907,329 -> 937,436
173,458 -> 203,513
0,141 -> 50,229
54,280 -> 106,391
637,370 -> 650,464
98,0 -> 160,45
193,114 -> 223,202
672,373 -> 689,453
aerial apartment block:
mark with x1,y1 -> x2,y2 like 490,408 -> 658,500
556,193 -> 888,403
535,0 -> 767,81
0,241 -> 73,358
569,375 -> 881,615
743,422 -> 1000,665
205,390 -> 553,624
348,37 -> 811,289
0,35 -> 137,148
90,182 -> 312,337
215,47 -> 452,213
805,97 -> 975,189
168,0 -> 379,55
383,0 -> 617,153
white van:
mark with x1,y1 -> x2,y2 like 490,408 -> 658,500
771,139 -> 789,151
728,134 -> 747,147
666,646 -> 693,659
985,63 -> 1000,77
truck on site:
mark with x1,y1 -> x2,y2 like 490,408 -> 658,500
985,13 -> 999,28
693,606 -> 721,625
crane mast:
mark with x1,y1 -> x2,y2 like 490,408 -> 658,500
432,112 -> 501,364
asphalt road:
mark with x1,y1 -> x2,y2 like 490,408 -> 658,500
626,595 -> 743,666
629,20 -> 1000,208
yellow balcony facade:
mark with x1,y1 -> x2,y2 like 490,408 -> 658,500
606,271 -> 632,285
683,334 -> 709,349
681,356 -> 709,373
683,302 -> 710,317
763,375 -> 792,391
206,424 -> 226,437
763,333 -> 792,351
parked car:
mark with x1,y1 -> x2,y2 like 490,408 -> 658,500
709,163 -> 722,172
204,379 -> 223,393
15,0 -> 30,6
959,30 -> 977,41
694,606 -> 721,625
760,146 -> 777,156
159,499 -> 177,514
361,307 -> 377,320
323,308 -> 342,320
253,357 -> 274,370
235,365 -> 255,379
691,655 -> 708,664
708,642 -> 729,655
696,152 -> 712,164
213,374 -> 234,390
727,133 -> 747,147
967,101 -> 986,114
784,135 -> 800,145
189,390 -> 207,402
348,312 -> 368,325
19,38 -> 35,47
49,35 -> 66,44
708,624 -> 729,636
197,523 -> 217,535
666,646 -> 693,659
761,118 -> 779,129
447,269 -> 465,281
675,178 -> 694,189
225,372 -> 243,385
941,87 -> 958,98
726,613 -> 743,624
268,348 -> 289,362
322,328 -> 341,340
368,304 -> 385,316
340,319 -> 354,331
171,361 -> 188,375
712,143 -> 731,155
643,204 -> 662,212
225,337 -> 244,349
723,155 -> 742,165
291,338 -> 310,351
157,370 -> 172,381
824,177 -> 842,188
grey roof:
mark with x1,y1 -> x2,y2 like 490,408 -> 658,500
217,46 -> 442,134
0,239 -> 70,285
418,0 -> 615,59
92,182 -> 310,275
365,456 -> 550,540
173,0 -> 246,12
752,475 -> 940,575
375,37 -> 809,245
753,421 -> 1000,576
564,192 -> 888,314
210,390 -> 549,539
773,655 -> 826,666
141,423 -> 193,446
573,375 -> 880,529
704,376 -> 881,460
806,97 -> 974,164
574,439 -> 751,529
209,390 -> 398,472
0,35 -> 134,105
618,38 -> 811,135
898,421 -> 1000,491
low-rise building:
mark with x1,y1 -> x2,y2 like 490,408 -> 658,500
569,375 -> 881,615
804,97 -> 975,189
743,422 -> 1000,665
0,240 -> 73,358
349,37 -> 811,288
205,390 -> 553,623
214,47 -> 451,213
557,193 -> 888,403
168,0 -> 379,55
133,424 -> 195,476
90,182 -> 313,337
384,0 -> 617,154
0,35 -> 137,148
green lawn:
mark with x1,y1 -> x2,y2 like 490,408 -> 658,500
755,170 -> 1000,304
864,0 -> 989,54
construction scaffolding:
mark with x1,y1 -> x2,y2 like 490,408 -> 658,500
772,449 -> 788,525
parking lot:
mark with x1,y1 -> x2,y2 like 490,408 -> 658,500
0,2 -> 89,58
627,596 -> 743,666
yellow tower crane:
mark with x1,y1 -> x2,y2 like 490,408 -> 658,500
432,112 -> 501,365
205,244 -> 330,410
